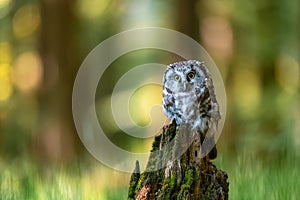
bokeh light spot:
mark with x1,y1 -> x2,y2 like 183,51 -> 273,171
0,0 -> 11,19
0,63 -> 12,102
129,84 -> 163,127
12,4 -> 40,38
77,0 -> 112,19
275,54 -> 299,94
201,16 -> 233,62
0,42 -> 12,63
12,51 -> 43,92
233,60 -> 261,118
0,0 -> 9,7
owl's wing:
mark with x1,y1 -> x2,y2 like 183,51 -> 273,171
162,87 -> 176,120
198,76 -> 221,120
197,79 -> 220,159
198,62 -> 221,121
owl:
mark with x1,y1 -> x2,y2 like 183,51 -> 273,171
162,60 -> 220,159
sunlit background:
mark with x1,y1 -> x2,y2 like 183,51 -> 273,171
0,0 -> 299,199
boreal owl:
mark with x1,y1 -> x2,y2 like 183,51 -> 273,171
162,60 -> 220,159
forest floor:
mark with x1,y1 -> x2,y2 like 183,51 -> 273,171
0,152 -> 299,200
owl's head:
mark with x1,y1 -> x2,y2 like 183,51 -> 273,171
163,60 -> 210,93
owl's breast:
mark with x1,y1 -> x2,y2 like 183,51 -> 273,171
173,92 -> 200,123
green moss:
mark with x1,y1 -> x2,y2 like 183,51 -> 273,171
128,161 -> 141,199
127,180 -> 138,200
157,173 -> 177,200
170,174 -> 176,189
177,168 -> 194,199
151,135 -> 162,152
134,173 -> 146,194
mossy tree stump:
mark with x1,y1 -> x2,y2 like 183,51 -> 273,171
128,121 -> 229,200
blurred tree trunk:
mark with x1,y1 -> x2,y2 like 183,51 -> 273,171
175,0 -> 199,40
35,0 -> 79,161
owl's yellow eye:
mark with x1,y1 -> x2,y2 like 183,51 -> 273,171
174,75 -> 181,81
187,72 -> 195,80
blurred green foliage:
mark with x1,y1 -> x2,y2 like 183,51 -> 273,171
0,0 -> 299,198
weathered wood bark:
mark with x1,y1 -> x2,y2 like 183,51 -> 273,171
128,121 -> 229,200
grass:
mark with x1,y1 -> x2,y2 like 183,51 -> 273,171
0,159 -> 129,200
215,152 -> 300,200
0,153 -> 299,200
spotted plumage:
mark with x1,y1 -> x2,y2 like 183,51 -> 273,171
162,60 -> 220,159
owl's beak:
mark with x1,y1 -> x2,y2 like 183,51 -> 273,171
183,82 -> 187,91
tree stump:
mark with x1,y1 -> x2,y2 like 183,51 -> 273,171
128,121 -> 229,200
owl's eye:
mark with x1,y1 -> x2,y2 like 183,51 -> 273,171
174,75 -> 181,81
187,72 -> 195,80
